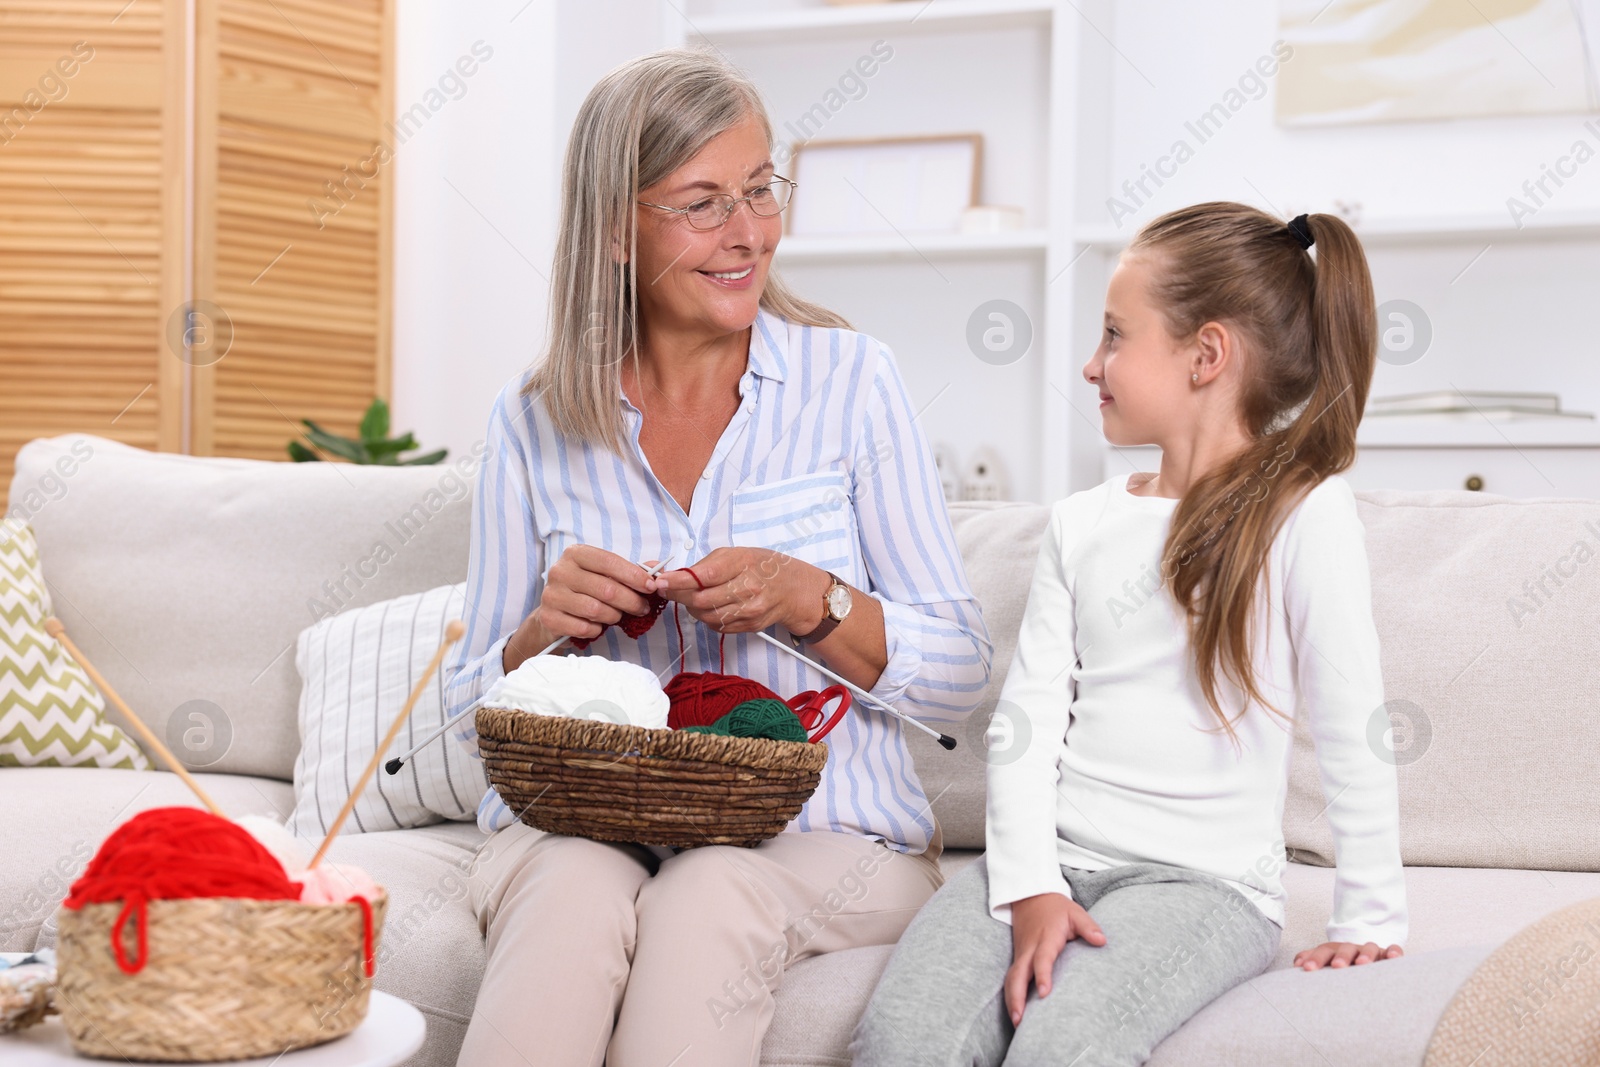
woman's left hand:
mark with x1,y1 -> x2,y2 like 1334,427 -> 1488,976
650,547 -> 825,635
1293,941 -> 1403,970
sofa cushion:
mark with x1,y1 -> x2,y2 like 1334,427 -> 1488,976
1146,945 -> 1494,1067
1285,490 -> 1600,872
7,434 -> 477,781
287,582 -> 488,839
944,850 -> 1600,969
1278,861 -> 1600,969
906,501 -> 1051,850
761,851 -> 1600,1066
763,944 -> 1492,1067
0,517 -> 149,770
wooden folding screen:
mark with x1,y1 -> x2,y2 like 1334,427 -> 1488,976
0,0 -> 392,486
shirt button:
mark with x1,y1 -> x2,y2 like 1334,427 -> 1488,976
683,538 -> 693,549
700,471 -> 710,480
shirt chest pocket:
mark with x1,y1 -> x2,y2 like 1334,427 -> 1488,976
729,471 -> 861,583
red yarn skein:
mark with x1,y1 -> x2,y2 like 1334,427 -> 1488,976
665,672 -> 784,729
64,807 -> 301,975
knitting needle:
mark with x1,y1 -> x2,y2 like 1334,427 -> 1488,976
383,634 -> 566,775
42,616 -> 228,816
385,553 -> 677,776
312,619 -> 466,867
750,630 -> 958,750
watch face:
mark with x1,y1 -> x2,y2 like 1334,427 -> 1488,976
825,582 -> 852,619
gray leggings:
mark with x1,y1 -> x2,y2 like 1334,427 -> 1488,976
850,853 -> 1282,1067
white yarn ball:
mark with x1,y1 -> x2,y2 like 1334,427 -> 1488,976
236,814 -> 311,874
484,653 -> 669,730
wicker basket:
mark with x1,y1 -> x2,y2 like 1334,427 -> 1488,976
476,706 -> 830,848
55,893 -> 387,1062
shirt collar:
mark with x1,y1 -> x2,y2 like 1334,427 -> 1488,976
617,307 -> 789,411
747,306 -> 789,384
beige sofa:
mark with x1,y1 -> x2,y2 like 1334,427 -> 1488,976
4,432 -> 1597,1066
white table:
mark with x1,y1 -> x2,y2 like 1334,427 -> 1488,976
3,990 -> 425,1067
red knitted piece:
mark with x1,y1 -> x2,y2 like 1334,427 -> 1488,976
64,808 -> 301,975
566,567 -> 724,669
567,592 -> 669,650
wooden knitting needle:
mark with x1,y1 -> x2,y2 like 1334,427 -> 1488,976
310,619 -> 465,868
43,616 -> 227,816
751,629 -> 958,750
386,553 -> 677,775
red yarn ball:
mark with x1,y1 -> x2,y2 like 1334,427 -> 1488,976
63,807 -> 300,974
665,671 -> 784,729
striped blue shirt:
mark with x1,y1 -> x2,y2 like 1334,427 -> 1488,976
442,307 -> 993,854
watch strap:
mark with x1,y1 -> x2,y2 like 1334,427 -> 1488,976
794,572 -> 845,644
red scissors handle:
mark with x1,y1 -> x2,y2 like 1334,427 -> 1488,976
787,686 -> 851,743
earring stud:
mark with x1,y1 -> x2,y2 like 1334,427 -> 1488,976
1192,373 -> 1199,382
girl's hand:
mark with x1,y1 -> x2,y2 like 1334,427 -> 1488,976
1293,941 -> 1403,970
651,547 -> 826,635
1004,893 -> 1107,1027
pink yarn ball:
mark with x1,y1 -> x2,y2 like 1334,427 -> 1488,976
291,862 -> 381,905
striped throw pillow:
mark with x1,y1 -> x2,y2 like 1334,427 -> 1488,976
287,582 -> 487,839
0,518 -> 150,769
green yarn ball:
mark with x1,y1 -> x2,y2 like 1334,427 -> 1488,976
723,698 -> 808,743
675,699 -> 808,742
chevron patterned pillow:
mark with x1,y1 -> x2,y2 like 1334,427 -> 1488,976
0,518 -> 150,768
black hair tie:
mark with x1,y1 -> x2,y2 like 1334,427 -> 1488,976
1287,213 -> 1314,250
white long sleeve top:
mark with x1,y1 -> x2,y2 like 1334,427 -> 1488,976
985,471 -> 1407,947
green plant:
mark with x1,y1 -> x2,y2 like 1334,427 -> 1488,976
287,398 -> 448,465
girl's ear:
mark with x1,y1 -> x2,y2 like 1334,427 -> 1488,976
1193,320 -> 1233,382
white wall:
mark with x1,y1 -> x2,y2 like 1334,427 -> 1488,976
391,0 -> 664,464
390,0 -> 555,465
1101,3 -> 1600,226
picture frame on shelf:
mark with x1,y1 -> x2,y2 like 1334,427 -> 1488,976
786,133 -> 983,237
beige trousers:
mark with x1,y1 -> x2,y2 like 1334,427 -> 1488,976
458,820 -> 945,1067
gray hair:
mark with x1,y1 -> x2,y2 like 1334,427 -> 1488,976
525,47 -> 850,453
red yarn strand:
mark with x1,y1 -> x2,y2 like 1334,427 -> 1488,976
353,895 -> 375,977
111,899 -> 147,974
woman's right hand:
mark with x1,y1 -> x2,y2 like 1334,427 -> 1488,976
1003,892 -> 1107,1027
503,546 -> 659,672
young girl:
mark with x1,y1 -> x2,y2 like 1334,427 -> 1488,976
851,202 -> 1408,1066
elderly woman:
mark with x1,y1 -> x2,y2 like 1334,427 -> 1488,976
443,48 -> 991,1067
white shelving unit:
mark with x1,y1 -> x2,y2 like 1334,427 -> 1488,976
774,229 -> 1051,263
1077,207 -> 1600,250
684,0 -> 1055,41
664,0 -> 1600,502
662,0 -> 1096,503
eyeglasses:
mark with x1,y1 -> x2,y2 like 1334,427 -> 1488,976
637,176 -> 796,230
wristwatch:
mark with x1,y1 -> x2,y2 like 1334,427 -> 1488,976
792,571 -> 852,645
